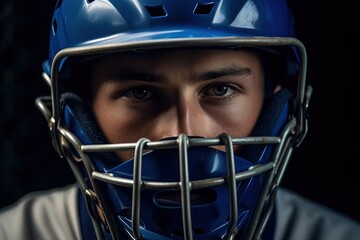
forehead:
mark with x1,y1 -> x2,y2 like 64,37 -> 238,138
92,48 -> 262,70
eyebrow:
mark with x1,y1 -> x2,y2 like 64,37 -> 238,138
106,71 -> 164,83
199,66 -> 251,81
105,66 -> 251,83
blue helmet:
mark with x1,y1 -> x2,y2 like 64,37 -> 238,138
36,0 -> 311,239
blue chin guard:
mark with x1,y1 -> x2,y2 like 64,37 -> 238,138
110,147 -> 253,240
59,88 -> 293,240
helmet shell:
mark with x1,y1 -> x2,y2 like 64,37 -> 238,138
46,0 -> 296,74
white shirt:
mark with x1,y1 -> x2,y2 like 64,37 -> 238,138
0,184 -> 359,240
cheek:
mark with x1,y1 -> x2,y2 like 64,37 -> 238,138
92,103 -> 149,161
92,102 -> 140,144
206,97 -> 263,137
210,104 -> 262,154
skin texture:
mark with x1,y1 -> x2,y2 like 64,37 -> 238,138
90,48 -> 266,161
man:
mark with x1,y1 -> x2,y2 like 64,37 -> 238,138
1,0 -> 360,239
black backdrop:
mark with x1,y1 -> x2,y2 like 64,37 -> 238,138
1,0 -> 359,222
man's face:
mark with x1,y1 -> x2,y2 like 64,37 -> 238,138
90,48 -> 265,161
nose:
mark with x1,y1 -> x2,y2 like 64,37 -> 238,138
156,97 -> 211,139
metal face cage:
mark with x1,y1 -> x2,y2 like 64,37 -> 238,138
35,37 -> 311,240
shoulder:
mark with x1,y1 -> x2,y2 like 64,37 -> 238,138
274,187 -> 360,240
0,183 -> 81,240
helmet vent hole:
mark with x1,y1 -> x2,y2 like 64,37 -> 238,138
86,0 -> 96,3
173,228 -> 205,237
154,188 -> 217,207
145,5 -> 167,17
193,2 -> 215,15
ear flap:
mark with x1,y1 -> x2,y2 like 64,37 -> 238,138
240,88 -> 294,162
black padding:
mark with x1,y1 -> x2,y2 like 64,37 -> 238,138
60,92 -> 108,145
240,88 -> 293,162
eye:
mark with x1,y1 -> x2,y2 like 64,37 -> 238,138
204,84 -> 235,97
123,86 -> 156,100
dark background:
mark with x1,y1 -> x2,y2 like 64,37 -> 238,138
0,0 -> 359,222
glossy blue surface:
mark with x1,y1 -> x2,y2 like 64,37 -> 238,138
47,0 -> 295,70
